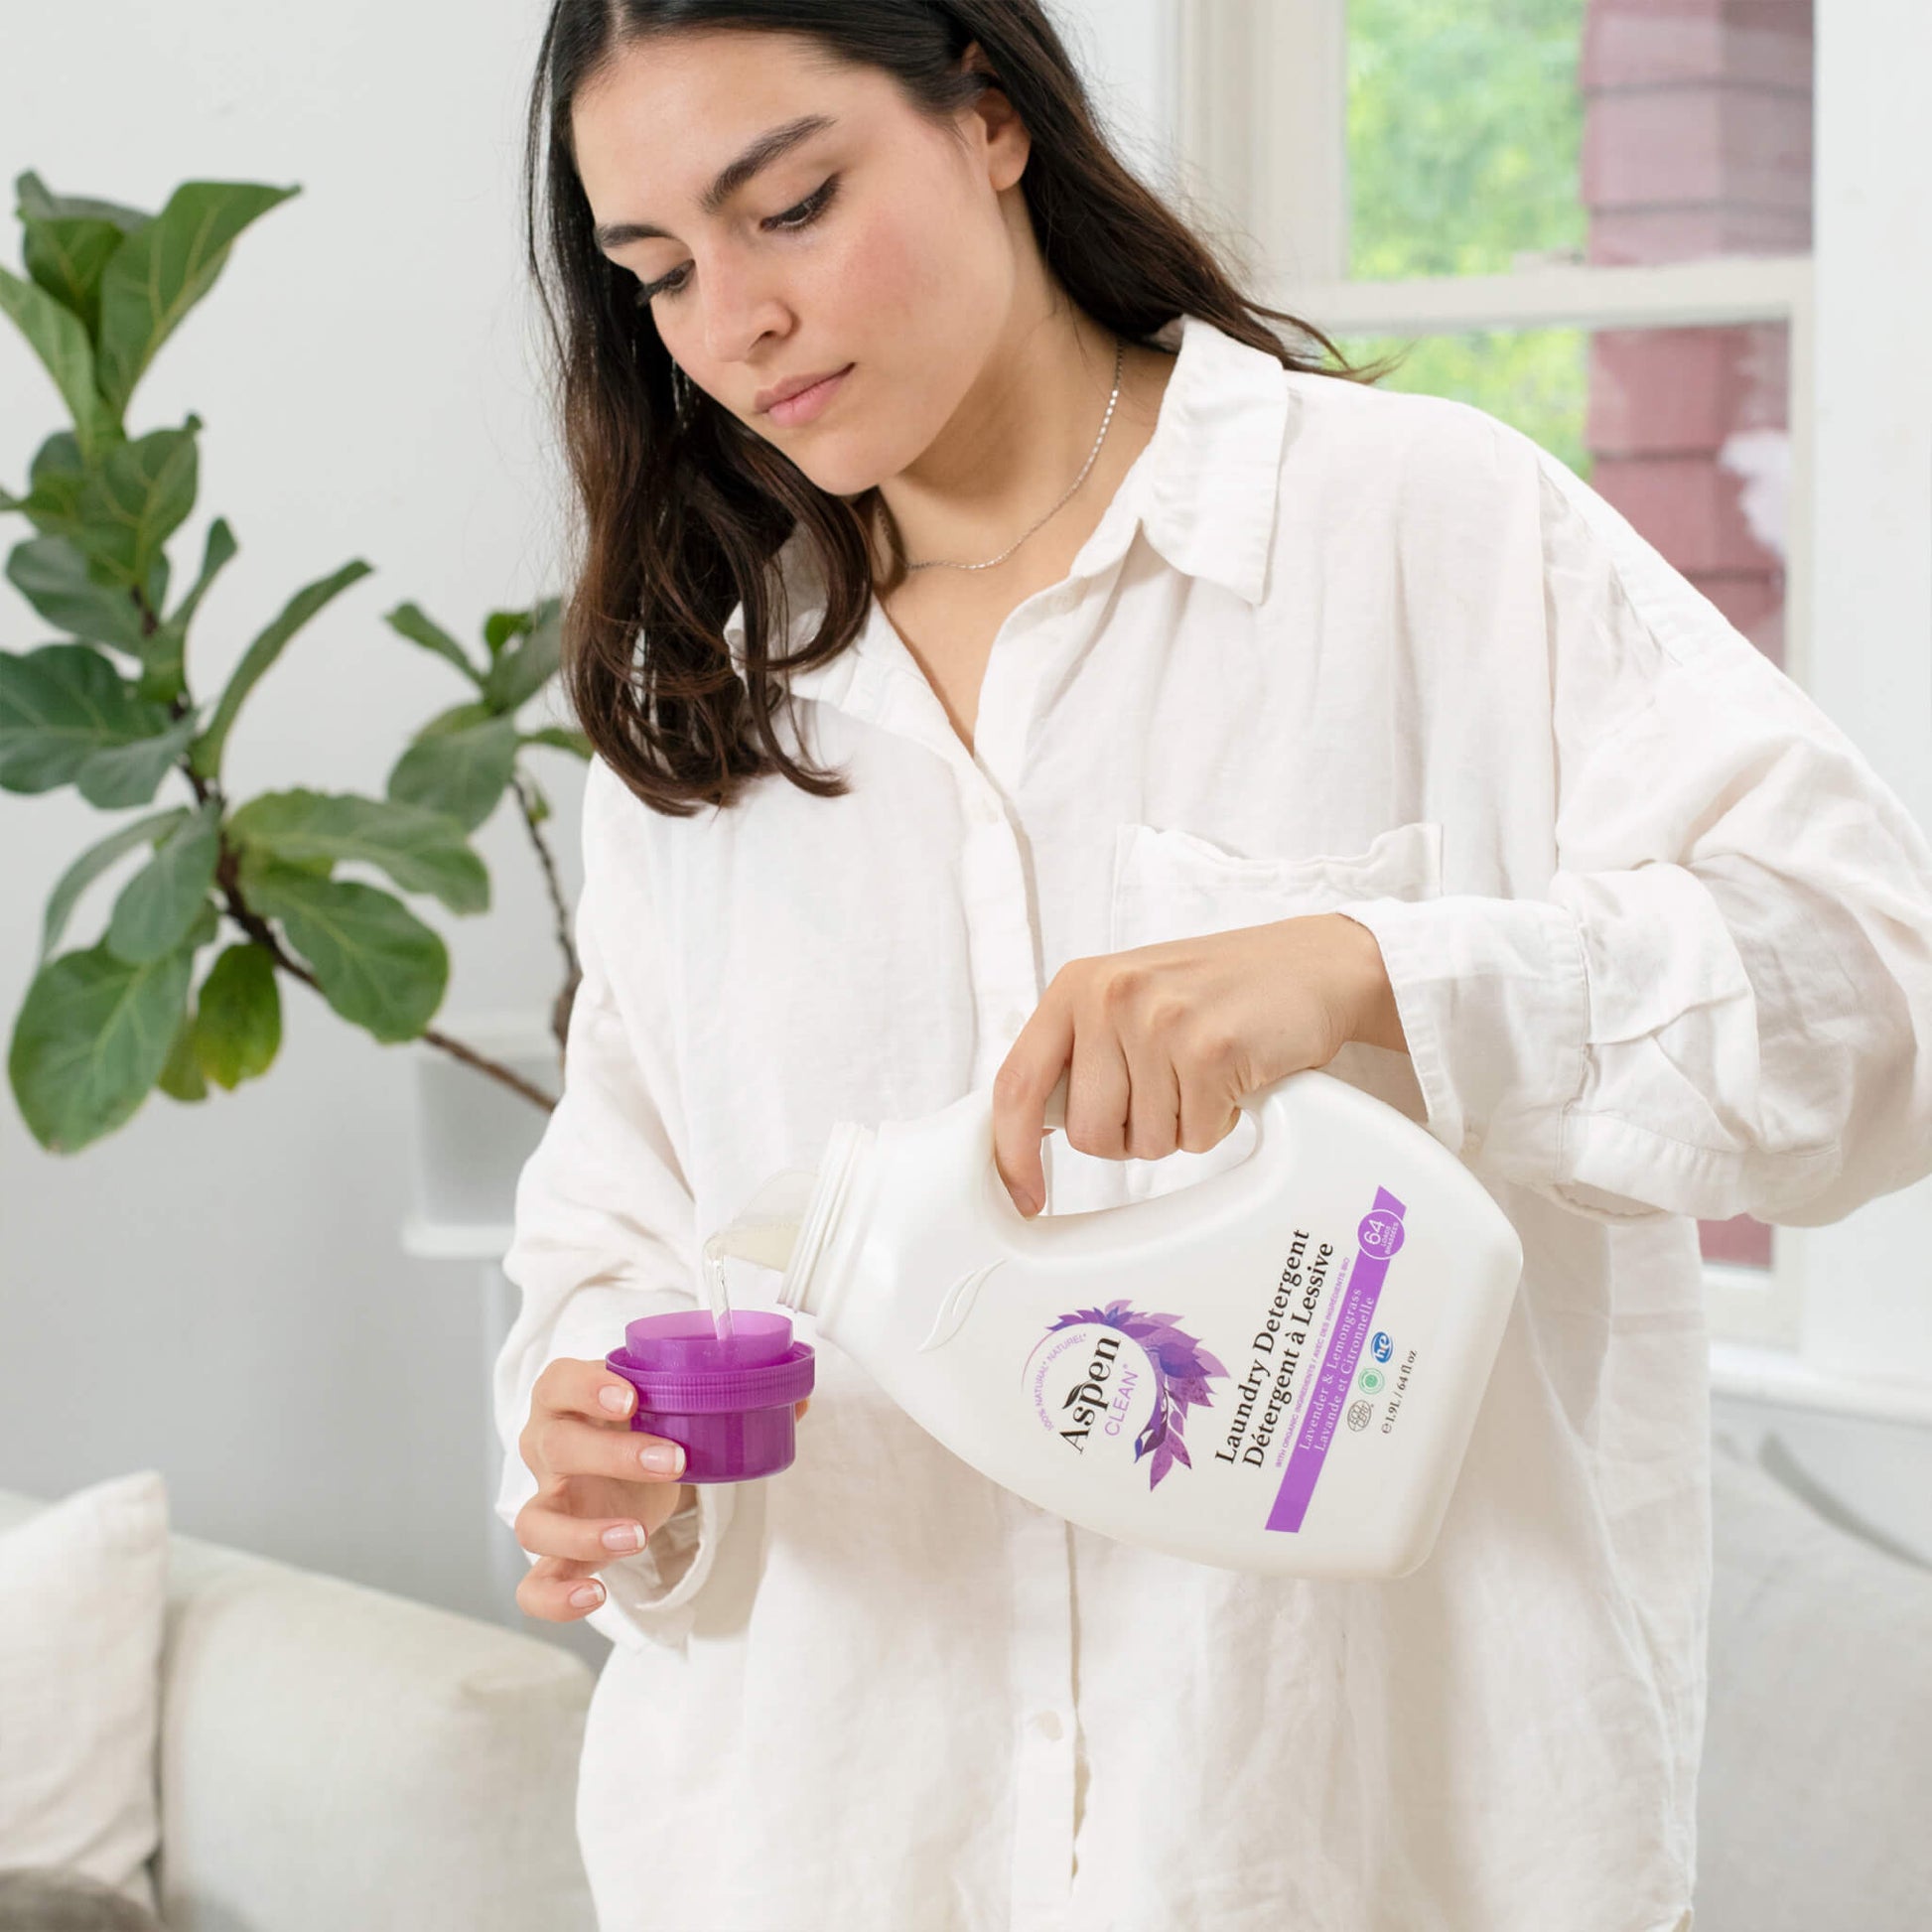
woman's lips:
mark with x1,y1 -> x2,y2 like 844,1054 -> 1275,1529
767,363 -> 853,427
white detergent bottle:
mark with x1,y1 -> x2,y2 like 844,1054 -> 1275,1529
715,1066 -> 1524,1580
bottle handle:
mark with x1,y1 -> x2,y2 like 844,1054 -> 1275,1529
990,1064 -> 1314,1255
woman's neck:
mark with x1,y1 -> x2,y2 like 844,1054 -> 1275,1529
866,302 -> 1166,582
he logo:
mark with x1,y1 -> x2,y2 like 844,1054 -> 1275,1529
1370,1331 -> 1393,1363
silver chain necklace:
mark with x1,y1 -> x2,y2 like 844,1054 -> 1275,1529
901,339 -> 1125,572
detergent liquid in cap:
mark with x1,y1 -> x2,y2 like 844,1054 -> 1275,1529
703,1066 -> 1523,1576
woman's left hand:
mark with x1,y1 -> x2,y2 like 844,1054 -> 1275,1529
991,912 -> 1405,1216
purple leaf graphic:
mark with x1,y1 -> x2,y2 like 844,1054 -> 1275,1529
1044,1298 -> 1229,1492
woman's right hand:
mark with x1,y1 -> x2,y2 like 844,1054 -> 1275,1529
513,1356 -> 809,1622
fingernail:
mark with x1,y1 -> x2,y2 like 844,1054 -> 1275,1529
1014,1188 -> 1038,1217
570,1582 -> 605,1608
638,1442 -> 684,1475
600,1384 -> 632,1416
601,1521 -> 646,1552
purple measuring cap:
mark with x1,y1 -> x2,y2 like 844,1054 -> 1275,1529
605,1311 -> 814,1482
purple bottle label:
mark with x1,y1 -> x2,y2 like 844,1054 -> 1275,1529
1265,1187 -> 1408,1533
1018,1188 -> 1409,1518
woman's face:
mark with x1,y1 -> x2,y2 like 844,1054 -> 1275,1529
571,29 -> 1031,495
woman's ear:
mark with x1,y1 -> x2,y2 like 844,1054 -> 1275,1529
958,41 -> 1029,188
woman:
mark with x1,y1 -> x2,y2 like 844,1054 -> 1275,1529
490,5 -> 1932,1929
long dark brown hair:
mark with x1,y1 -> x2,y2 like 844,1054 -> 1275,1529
524,0 -> 1398,816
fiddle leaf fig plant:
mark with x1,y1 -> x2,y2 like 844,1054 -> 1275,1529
1,171 -> 589,1155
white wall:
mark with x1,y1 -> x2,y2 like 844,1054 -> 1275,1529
1051,0 -> 1179,193
0,3 -> 1178,1634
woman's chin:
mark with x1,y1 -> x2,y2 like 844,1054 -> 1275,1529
791,444 -> 890,501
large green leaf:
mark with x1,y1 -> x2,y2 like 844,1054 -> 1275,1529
519,725 -> 593,759
39,804 -> 191,963
184,898 -> 219,950
17,174 -> 150,312
71,710 -> 198,809
386,710 -> 520,832
384,602 -> 482,688
21,215 -> 124,341
481,597 -> 563,712
240,857 -> 447,1042
94,181 -> 300,420
132,515 -> 237,709
15,172 -> 149,350
0,642 -> 177,795
156,1003 -> 207,1102
106,798 -> 222,963
6,532 -> 150,654
15,174 -> 150,232
0,263 -> 104,459
189,556 -> 372,781
7,936 -> 196,1152
13,430 -> 90,542
168,515 -> 237,634
192,941 -> 281,1089
483,607 -> 532,658
70,418 -> 202,591
226,787 -> 488,915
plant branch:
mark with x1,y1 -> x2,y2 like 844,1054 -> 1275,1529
414,1021 -> 559,1111
511,765 -> 583,1058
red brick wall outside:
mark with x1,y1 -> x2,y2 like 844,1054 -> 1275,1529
1580,0 -> 1814,1268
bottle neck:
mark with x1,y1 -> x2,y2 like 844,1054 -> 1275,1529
775,1120 -> 873,1321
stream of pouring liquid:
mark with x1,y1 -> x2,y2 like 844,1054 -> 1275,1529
700,1218 -> 804,1342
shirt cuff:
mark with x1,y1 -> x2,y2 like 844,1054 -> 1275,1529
578,1478 -> 736,1654
1331,894 -> 1589,1189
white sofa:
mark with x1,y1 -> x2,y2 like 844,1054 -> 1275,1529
0,1487 -> 598,1932
3,1423 -> 1927,1931
1694,1421 -> 1932,1931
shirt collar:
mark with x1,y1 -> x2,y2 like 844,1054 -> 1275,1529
720,310 -> 1291,682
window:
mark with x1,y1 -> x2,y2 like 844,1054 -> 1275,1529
1172,0 -> 1823,1346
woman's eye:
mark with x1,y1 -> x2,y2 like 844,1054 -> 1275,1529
766,175 -> 839,232
636,176 -> 839,305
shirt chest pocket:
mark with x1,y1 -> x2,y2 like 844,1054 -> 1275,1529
1099,818 -> 1444,1164
1107,818 -> 1446,952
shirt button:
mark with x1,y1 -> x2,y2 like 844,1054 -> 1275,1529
1000,1006 -> 1029,1035
969,793 -> 1004,826
1032,1711 -> 1065,1741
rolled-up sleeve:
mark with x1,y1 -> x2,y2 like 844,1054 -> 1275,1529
489,756 -> 734,1652
1336,450 -> 1932,1228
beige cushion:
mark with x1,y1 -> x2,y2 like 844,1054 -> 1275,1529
0,1470 -> 168,1919
0,1865 -> 164,1930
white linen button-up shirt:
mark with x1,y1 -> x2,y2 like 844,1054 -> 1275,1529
490,311 -> 1932,1932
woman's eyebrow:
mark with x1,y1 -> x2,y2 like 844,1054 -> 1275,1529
594,112 -> 838,250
